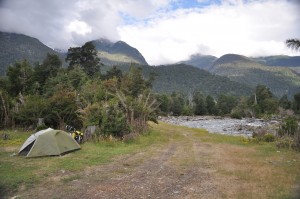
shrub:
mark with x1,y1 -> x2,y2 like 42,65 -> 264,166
276,136 -> 294,149
35,124 -> 48,132
252,128 -> 275,143
278,116 -> 299,137
230,110 -> 243,119
263,133 -> 275,142
276,116 -> 300,151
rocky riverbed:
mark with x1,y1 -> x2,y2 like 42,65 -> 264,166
159,116 -> 280,137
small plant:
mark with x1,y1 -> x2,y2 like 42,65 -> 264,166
263,133 -> 275,142
276,136 -> 294,149
35,124 -> 48,132
230,109 -> 243,119
278,116 -> 298,137
276,116 -> 300,150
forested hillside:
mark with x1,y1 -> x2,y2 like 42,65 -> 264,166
140,64 -> 252,96
102,63 -> 253,97
253,55 -> 300,67
0,32 -> 64,76
92,39 -> 148,66
179,54 -> 217,70
210,54 -> 300,98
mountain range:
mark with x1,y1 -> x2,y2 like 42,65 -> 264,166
0,31 -> 64,75
1,31 -> 300,97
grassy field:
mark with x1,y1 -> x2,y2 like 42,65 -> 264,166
0,128 -> 169,196
1,123 -> 300,198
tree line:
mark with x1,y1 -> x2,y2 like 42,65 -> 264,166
0,42 -> 158,139
157,86 -> 300,118
0,41 -> 299,141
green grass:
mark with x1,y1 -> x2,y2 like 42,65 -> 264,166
1,123 -> 299,198
0,128 -> 169,196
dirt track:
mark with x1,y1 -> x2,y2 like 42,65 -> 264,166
14,124 -> 300,199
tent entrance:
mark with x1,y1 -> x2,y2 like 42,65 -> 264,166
19,141 -> 35,156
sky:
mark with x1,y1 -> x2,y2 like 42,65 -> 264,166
0,0 -> 299,65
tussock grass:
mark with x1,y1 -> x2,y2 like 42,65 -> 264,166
154,122 -> 300,198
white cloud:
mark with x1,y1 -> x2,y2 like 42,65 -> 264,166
0,0 -> 299,64
0,0 -> 172,49
118,0 -> 300,65
67,20 -> 92,35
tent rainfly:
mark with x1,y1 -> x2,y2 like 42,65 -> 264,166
18,128 -> 81,157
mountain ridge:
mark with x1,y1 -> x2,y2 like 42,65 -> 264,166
210,54 -> 300,97
92,38 -> 148,66
0,31 -> 64,75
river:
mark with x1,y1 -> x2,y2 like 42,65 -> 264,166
159,116 -> 277,137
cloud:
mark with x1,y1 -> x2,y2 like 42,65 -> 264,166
0,0 -> 299,65
0,0 -> 172,49
118,0 -> 300,65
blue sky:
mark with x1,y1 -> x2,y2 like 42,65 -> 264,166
0,0 -> 299,65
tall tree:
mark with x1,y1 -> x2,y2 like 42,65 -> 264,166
293,92 -> 300,113
193,91 -> 207,115
206,95 -> 217,115
32,53 -> 62,94
66,42 -> 101,77
6,60 -> 33,96
254,85 -> 278,114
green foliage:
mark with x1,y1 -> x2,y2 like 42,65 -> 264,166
217,94 -> 237,115
66,42 -> 101,77
6,60 -> 34,96
278,116 -> 299,137
230,109 -> 243,119
279,94 -> 291,109
31,53 -> 62,94
13,95 -> 47,127
101,65 -> 123,81
0,32 -> 65,76
137,64 -> 253,97
98,103 -> 128,137
170,92 -> 185,116
193,91 -> 207,115
206,95 -> 218,115
277,116 -> 300,151
263,133 -> 275,142
293,92 -> 300,113
248,85 -> 279,116
121,66 -> 148,97
45,88 -> 81,129
156,93 -> 171,114
0,89 -> 12,128
211,55 -> 300,98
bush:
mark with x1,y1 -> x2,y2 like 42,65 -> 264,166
278,116 -> 298,137
252,128 -> 275,142
276,116 -> 300,151
98,104 -> 128,137
35,124 -> 48,132
263,133 -> 275,142
230,110 -> 243,119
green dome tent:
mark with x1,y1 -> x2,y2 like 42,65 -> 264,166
19,128 -> 81,157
